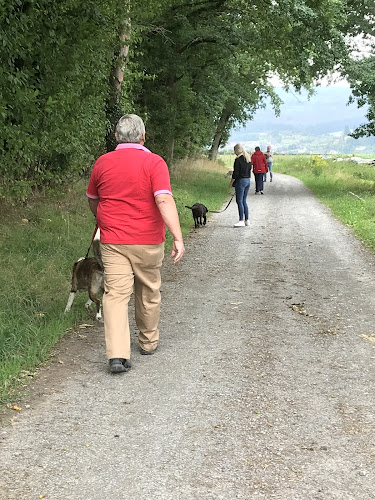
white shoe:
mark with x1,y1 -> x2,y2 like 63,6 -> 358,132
234,220 -> 245,227
245,220 -> 250,226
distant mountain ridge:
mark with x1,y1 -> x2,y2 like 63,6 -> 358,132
228,86 -> 375,154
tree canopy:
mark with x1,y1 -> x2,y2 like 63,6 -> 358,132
0,0 -> 372,199
341,1 -> 375,138
0,0 -> 124,198
132,0 -> 347,160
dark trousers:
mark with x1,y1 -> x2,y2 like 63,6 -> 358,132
254,173 -> 264,192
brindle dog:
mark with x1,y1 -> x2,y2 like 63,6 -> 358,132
64,230 -> 104,320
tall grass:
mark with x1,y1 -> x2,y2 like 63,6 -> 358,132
276,155 -> 375,251
0,159 -> 230,402
0,188 -> 99,401
167,158 -> 230,246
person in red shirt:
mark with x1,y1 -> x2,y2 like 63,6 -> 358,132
86,114 -> 185,373
251,146 -> 268,195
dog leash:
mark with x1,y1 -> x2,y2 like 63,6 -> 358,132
85,224 -> 99,259
209,190 -> 236,214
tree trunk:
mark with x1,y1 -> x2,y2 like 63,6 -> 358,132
167,136 -> 175,165
209,104 -> 233,161
166,74 -> 177,165
105,20 -> 130,152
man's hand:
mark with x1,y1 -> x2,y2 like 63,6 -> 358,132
171,240 -> 185,264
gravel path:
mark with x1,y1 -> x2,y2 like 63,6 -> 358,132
1,173 -> 374,500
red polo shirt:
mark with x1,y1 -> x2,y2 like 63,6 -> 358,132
86,144 -> 172,244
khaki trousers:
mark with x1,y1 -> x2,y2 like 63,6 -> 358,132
100,243 -> 164,360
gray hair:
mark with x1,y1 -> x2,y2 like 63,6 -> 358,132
116,114 -> 145,143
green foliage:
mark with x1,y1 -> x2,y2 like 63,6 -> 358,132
341,0 -> 375,37
0,0 -> 370,200
131,0 -> 348,161
346,56 -> 375,138
310,155 -> 329,176
0,183 -> 97,400
341,2 -> 375,138
0,0 -> 122,198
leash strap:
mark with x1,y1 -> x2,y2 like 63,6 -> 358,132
85,224 -> 99,259
209,191 -> 236,214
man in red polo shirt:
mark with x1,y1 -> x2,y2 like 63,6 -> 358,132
86,114 -> 185,373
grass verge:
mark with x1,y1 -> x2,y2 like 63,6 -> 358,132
4,153 -> 373,403
276,155 -> 375,252
0,158 -> 230,402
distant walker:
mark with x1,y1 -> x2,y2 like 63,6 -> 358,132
264,145 -> 273,182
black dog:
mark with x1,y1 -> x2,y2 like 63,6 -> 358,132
185,203 -> 208,228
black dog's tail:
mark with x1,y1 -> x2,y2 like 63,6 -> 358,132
185,205 -> 210,212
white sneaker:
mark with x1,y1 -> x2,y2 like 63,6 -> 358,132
245,220 -> 250,226
233,220 -> 245,227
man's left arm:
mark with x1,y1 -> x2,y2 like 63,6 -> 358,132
155,194 -> 185,264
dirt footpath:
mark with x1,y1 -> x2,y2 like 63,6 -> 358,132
1,173 -> 374,500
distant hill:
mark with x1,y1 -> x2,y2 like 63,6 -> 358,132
228,87 -> 375,154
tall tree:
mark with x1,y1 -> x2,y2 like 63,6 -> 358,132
106,18 -> 131,152
131,0 -> 348,163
